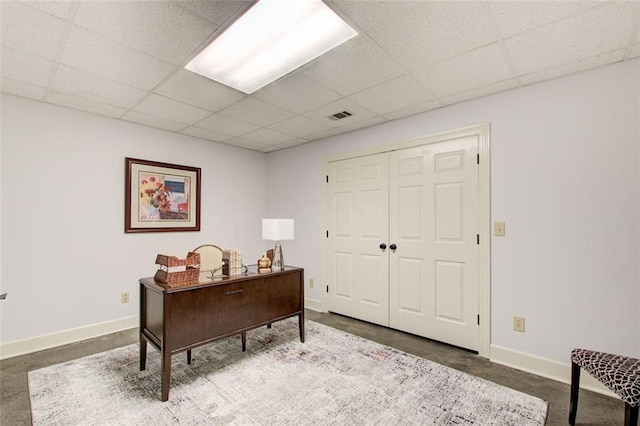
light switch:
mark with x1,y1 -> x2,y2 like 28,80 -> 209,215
494,222 -> 505,236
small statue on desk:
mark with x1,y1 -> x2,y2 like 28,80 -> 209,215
257,254 -> 272,273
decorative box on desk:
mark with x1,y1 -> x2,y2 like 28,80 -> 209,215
139,265 -> 305,401
153,252 -> 200,285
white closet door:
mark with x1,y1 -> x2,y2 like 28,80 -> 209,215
389,136 -> 479,351
326,153 -> 390,326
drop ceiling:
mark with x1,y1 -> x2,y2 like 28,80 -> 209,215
2,1 -> 639,153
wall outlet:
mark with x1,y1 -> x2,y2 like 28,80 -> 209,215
513,316 -> 525,332
309,278 -> 314,288
121,292 -> 130,304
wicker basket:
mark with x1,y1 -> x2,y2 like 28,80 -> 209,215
155,252 -> 200,268
154,252 -> 201,284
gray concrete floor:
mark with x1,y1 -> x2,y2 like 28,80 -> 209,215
0,310 -> 624,425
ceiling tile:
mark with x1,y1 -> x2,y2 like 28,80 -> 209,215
301,35 -> 404,96
74,1 -> 216,65
519,49 -> 626,86
223,137 -> 270,151
348,74 -> 436,115
630,44 -> 640,59
1,78 -> 46,101
174,0 -> 252,26
134,94 -> 211,124
196,113 -> 259,136
242,128 -> 297,145
276,138 -> 308,149
154,70 -> 245,112
369,2 -> 496,71
123,110 -> 187,132
413,43 -> 513,99
21,1 -> 74,20
269,115 -> 332,138
253,72 -> 341,114
490,1 -> 598,38
338,116 -> 387,133
1,46 -> 53,87
303,98 -> 377,128
52,65 -> 147,109
259,146 -> 280,153
304,127 -> 344,141
60,26 -> 175,90
46,91 -> 127,118
219,97 -> 295,127
180,126 -> 233,142
330,1 -> 416,32
505,3 -> 638,75
382,99 -> 442,121
1,1 -> 66,60
440,79 -> 518,106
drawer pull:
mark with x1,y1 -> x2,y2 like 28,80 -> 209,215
224,289 -> 243,296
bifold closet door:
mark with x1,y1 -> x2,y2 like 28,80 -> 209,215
389,137 -> 479,351
326,153 -> 390,327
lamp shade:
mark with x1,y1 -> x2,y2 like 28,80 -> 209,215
262,219 -> 294,241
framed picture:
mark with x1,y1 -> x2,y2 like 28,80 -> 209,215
125,157 -> 201,233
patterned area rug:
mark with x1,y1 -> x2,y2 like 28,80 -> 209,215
29,319 -> 548,425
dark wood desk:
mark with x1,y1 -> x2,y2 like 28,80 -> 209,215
139,266 -> 304,401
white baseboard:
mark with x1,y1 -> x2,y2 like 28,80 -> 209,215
304,297 -> 323,312
1,300 -> 326,360
0,316 -> 138,360
490,344 -> 618,399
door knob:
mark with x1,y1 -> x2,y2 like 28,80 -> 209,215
379,243 -> 387,250
390,244 -> 397,250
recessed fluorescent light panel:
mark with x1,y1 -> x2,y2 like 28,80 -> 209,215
185,0 -> 357,94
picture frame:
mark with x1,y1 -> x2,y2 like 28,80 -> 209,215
125,157 -> 201,233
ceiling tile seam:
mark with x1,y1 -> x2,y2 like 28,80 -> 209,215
169,0 -> 219,25
48,61 -> 152,98
126,108 -> 190,128
188,124 -> 236,141
44,2 -> 80,104
291,32 -> 403,97
0,75 -> 48,91
196,111 -> 264,134
344,72 -> 439,110
487,2 -> 606,41
138,4 -> 252,96
622,5 -> 640,60
516,48 -> 627,83
483,2 -> 522,87
67,11 -> 233,118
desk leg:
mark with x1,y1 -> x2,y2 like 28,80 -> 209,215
161,349 -> 171,402
140,337 -> 147,370
187,349 -> 192,364
299,312 -> 305,343
241,332 -> 247,352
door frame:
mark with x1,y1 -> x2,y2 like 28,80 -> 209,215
322,123 -> 491,358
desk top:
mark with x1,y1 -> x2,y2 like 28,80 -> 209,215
140,265 -> 303,293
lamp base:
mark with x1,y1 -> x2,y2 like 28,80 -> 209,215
272,242 -> 284,271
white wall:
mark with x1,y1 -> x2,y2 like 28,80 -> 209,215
0,95 -> 269,347
267,59 -> 640,364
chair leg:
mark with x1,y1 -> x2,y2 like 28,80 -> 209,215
569,362 -> 581,425
625,403 -> 638,426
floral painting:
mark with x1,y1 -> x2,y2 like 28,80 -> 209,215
125,158 -> 201,233
139,173 -> 190,221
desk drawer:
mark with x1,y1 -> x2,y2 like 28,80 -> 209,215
167,272 -> 301,350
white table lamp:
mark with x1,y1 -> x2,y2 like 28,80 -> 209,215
262,219 -> 294,271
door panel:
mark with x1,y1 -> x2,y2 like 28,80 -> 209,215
327,135 -> 479,351
326,153 -> 389,326
389,136 -> 479,351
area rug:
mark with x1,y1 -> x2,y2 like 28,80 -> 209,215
29,319 -> 548,425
